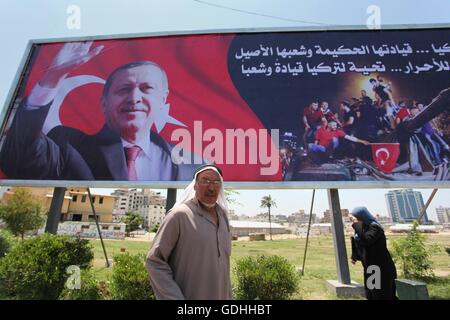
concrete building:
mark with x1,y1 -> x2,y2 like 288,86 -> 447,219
1,186 -> 68,215
375,214 -> 393,226
111,188 -> 167,229
321,209 -> 350,223
435,206 -> 450,224
385,189 -> 429,223
389,224 -> 441,233
311,223 -> 333,235
1,187 -> 124,240
128,188 -> 146,214
229,220 -> 288,237
274,214 -> 289,223
65,189 -> 116,223
111,189 -> 129,222
288,210 -> 317,225
112,189 -> 129,210
1,187 -> 115,224
228,209 -> 239,220
147,204 -> 166,229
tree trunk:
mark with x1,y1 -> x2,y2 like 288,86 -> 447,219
268,206 -> 273,241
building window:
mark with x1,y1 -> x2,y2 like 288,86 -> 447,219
81,225 -> 89,230
81,195 -> 86,203
99,197 -> 104,204
71,214 -> 82,222
114,226 -> 121,231
88,215 -> 98,222
91,196 -> 95,203
101,225 -> 109,230
72,195 -> 78,202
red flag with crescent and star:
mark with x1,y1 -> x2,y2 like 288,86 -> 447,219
3,35 -> 282,181
371,143 -> 400,174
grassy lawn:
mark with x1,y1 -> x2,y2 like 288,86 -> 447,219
90,234 -> 450,300
89,239 -> 152,282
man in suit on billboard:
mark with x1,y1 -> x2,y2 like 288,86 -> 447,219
0,42 -> 197,181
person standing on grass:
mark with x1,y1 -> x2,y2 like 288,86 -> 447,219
350,206 -> 398,300
146,164 -> 232,300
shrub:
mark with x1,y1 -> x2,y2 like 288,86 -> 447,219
233,254 -> 299,300
110,253 -> 154,300
0,235 -> 9,258
59,269 -> 101,300
391,221 -> 437,279
150,223 -> 160,233
0,230 -> 14,258
97,280 -> 112,300
0,234 -> 94,299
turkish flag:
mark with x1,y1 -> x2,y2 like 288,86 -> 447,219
371,143 -> 400,173
17,35 -> 282,181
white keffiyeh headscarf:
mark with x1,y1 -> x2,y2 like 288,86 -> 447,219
173,165 -> 228,212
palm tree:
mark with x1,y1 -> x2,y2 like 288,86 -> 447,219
260,195 -> 276,240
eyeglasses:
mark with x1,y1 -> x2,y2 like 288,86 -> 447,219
198,179 -> 222,187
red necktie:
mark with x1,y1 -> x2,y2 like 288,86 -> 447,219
125,146 -> 141,180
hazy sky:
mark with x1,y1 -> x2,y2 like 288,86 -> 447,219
1,0 -> 449,220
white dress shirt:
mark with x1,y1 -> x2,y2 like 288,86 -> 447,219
121,137 -> 172,180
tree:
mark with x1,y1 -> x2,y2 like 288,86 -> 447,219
150,223 -> 160,233
260,195 -> 276,241
391,220 -> 437,279
0,189 -> 45,240
122,211 -> 144,236
224,189 -> 241,206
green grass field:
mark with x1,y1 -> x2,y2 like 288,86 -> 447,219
90,234 -> 450,300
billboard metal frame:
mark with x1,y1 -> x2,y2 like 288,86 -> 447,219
1,23 -> 450,189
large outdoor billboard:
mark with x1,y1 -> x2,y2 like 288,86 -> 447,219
0,27 -> 449,187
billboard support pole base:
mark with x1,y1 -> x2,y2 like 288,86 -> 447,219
418,188 -> 438,224
166,188 -> 177,213
87,188 -> 110,268
45,187 -> 66,234
301,189 -> 316,276
328,188 -> 351,285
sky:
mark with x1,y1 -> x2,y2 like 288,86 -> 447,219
0,0 -> 450,221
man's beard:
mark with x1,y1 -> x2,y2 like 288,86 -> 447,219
198,199 -> 217,208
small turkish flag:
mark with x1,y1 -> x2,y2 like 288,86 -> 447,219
371,143 -> 400,173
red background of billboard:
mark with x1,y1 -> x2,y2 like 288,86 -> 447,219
15,34 -> 281,181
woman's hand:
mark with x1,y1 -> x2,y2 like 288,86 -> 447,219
349,214 -> 359,224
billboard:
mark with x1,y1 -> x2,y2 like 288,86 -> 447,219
0,27 -> 449,187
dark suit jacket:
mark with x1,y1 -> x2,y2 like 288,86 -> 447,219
0,103 -> 182,181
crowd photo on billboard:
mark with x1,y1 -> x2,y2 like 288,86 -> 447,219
0,28 -> 449,183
